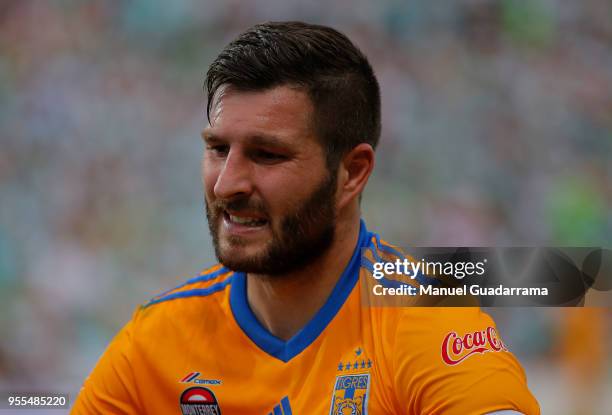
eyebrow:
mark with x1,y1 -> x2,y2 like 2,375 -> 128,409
201,130 -> 290,148
201,129 -> 216,142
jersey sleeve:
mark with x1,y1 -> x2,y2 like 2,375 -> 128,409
393,308 -> 540,415
71,309 -> 142,414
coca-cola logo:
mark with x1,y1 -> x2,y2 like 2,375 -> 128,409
441,326 -> 507,366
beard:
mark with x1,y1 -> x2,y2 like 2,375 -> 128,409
206,172 -> 337,276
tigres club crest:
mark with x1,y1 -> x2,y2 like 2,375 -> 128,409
329,373 -> 370,415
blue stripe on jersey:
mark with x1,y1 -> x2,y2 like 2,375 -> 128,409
281,397 -> 292,415
230,219 -> 372,363
144,277 -> 232,307
184,266 -> 230,284
150,266 -> 230,301
373,233 -> 404,258
365,241 -> 440,286
268,397 -> 292,415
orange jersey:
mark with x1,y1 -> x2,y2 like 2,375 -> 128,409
73,221 -> 540,414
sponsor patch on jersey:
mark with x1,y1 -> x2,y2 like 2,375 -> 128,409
179,386 -> 221,415
329,373 -> 370,415
441,326 -> 508,366
179,371 -> 222,385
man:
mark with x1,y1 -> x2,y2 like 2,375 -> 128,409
73,22 -> 540,414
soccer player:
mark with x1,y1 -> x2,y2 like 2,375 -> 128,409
73,22 -> 540,414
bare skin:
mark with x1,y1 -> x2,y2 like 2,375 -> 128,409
202,85 -> 374,340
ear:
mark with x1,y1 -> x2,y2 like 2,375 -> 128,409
336,143 -> 375,210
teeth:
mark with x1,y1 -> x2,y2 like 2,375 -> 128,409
229,215 -> 266,226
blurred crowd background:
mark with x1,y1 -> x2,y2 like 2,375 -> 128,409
1,0 -> 611,413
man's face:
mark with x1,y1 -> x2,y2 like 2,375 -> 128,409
202,86 -> 337,275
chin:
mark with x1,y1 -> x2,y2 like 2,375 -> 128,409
218,245 -> 265,269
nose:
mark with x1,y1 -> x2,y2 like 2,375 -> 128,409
213,150 -> 253,200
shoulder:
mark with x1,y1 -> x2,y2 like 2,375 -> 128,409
135,264 -> 235,318
121,264 -> 237,343
360,231 -> 440,288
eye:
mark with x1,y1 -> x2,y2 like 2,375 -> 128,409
206,144 -> 229,157
253,149 -> 287,163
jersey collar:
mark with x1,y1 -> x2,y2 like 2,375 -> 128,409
229,219 -> 371,363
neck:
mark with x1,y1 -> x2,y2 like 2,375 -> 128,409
246,214 -> 361,340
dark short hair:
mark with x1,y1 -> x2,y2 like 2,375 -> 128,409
205,21 -> 381,169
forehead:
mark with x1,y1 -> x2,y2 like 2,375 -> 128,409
207,85 -> 315,142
